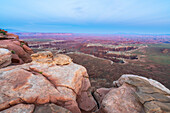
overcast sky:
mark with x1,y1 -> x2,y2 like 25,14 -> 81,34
0,0 -> 170,34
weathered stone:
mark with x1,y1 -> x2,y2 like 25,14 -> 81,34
34,104 -> 71,113
54,54 -> 72,65
0,51 -> 97,113
112,74 -> 170,113
0,40 -> 33,64
98,83 -> 144,113
0,104 -> 34,113
0,48 -> 12,68
93,88 -> 111,107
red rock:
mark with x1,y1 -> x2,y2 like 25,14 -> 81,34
0,48 -> 12,68
6,33 -> 19,39
0,104 -> 34,113
34,104 -> 71,113
0,40 -> 33,64
94,88 -> 111,106
98,84 -> 144,113
0,52 -> 97,113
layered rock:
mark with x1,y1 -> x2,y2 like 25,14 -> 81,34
95,74 -> 170,113
0,29 -> 33,66
0,29 -> 18,40
0,48 -> 12,68
0,40 -> 33,65
0,51 -> 97,113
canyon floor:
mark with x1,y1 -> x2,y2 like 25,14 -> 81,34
0,31 -> 170,113
19,33 -> 170,89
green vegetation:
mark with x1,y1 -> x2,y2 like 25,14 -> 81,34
132,50 -> 143,55
11,50 -> 15,54
39,72 -> 43,74
148,44 -> 170,49
148,55 -> 170,65
20,42 -> 25,47
0,31 -> 6,35
146,44 -> 170,65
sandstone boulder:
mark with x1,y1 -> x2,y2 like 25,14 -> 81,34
0,48 -> 12,68
95,74 -> 170,113
0,51 -> 97,113
54,54 -> 72,65
96,84 -> 144,113
0,40 -> 33,65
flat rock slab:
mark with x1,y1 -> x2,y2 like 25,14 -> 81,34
0,104 -> 34,113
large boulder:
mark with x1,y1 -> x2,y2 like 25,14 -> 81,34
95,84 -> 144,113
0,48 -> 12,68
95,74 -> 170,113
0,51 -> 97,113
0,40 -> 33,65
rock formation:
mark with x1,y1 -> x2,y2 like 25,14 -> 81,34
0,30 -> 33,66
0,51 -> 97,113
0,48 -> 12,68
94,74 -> 170,113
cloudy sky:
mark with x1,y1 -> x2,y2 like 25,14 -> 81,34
0,0 -> 170,34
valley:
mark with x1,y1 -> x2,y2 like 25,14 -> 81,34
17,33 -> 170,89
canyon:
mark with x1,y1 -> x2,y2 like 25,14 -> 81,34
0,30 -> 170,113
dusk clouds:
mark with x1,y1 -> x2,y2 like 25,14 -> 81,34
0,0 -> 170,33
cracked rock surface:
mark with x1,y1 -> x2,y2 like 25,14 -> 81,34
95,74 -> 170,113
0,51 -> 97,113
0,48 -> 12,68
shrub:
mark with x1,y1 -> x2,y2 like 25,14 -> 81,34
0,31 -> 6,35
11,50 -> 15,54
20,42 -> 25,47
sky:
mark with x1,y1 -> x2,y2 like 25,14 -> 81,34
0,0 -> 170,34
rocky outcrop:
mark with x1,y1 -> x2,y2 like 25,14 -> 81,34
0,51 -> 97,113
0,40 -> 33,65
94,74 -> 170,113
0,48 -> 12,68
0,29 -> 18,40
162,49 -> 169,54
0,29 -> 33,66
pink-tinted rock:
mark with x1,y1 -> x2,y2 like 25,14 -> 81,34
93,88 -> 111,106
98,83 -> 144,113
0,40 -> 33,64
0,104 -> 34,113
13,41 -> 21,46
11,54 -> 24,64
34,104 -> 71,113
22,44 -> 34,54
0,52 -> 97,113
112,74 -> 170,113
0,48 -> 12,68
6,33 -> 19,39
